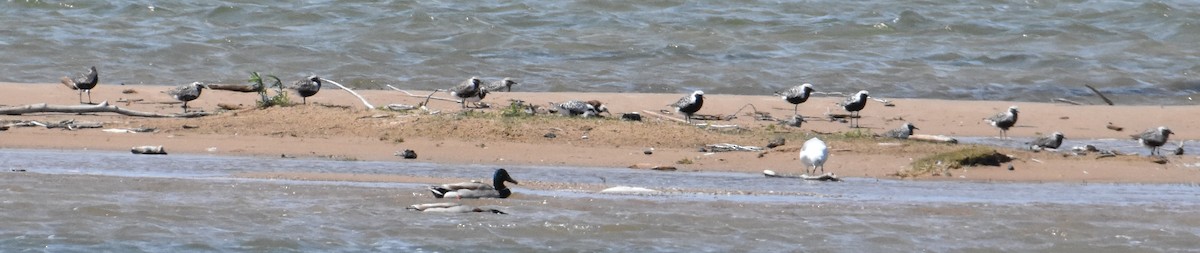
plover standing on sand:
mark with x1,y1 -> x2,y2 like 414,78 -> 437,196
882,122 -> 919,139
1029,132 -> 1065,150
776,83 -> 815,116
841,90 -> 870,128
449,77 -> 484,109
485,77 -> 517,92
60,66 -> 99,104
670,90 -> 705,123
167,82 -> 206,113
1132,126 -> 1173,156
799,137 -> 829,175
986,106 -> 1019,139
290,75 -> 322,104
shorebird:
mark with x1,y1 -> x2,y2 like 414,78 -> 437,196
585,100 -> 611,116
841,90 -> 870,128
554,100 -> 600,117
776,83 -> 815,116
290,75 -> 322,104
167,82 -> 206,113
60,66 -> 99,104
1029,132 -> 1065,150
799,137 -> 829,175
670,90 -> 705,123
429,169 -> 519,199
406,202 -> 506,214
485,77 -> 517,92
449,77 -> 484,109
1132,126 -> 1173,156
882,122 -> 919,139
985,106 -> 1019,139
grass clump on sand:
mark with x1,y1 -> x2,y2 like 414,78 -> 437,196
250,72 -> 290,108
898,146 -> 1012,178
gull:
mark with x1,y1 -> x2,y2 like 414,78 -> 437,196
1131,126 -> 1173,156
167,82 -> 206,113
841,90 -> 870,128
775,83 -> 815,116
799,137 -> 829,175
882,122 -> 919,139
985,106 -> 1019,139
670,90 -> 705,123
1029,132 -> 1065,150
448,76 -> 484,109
290,75 -> 322,104
60,66 -> 99,104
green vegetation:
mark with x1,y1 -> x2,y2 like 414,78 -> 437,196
249,72 -> 290,108
676,158 -> 694,165
898,146 -> 1012,178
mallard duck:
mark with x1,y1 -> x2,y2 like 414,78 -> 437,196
406,202 -> 506,214
429,169 -> 519,199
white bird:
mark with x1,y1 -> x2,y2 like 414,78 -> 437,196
841,90 -> 869,128
406,202 -> 506,214
776,83 -> 815,116
428,169 -> 519,199
670,90 -> 705,123
1131,126 -> 1173,156
985,106 -> 1019,139
799,137 -> 829,175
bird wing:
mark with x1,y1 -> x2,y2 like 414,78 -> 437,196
1131,128 -> 1156,140
671,95 -> 692,108
438,181 -> 494,191
1029,136 -> 1053,147
443,189 -> 501,199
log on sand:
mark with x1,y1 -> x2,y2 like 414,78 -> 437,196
0,101 -> 211,118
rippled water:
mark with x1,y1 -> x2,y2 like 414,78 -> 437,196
2,149 -> 1200,251
3,0 -> 1200,104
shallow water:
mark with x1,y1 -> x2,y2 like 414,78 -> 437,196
3,0 -> 1200,104
2,148 -> 1200,251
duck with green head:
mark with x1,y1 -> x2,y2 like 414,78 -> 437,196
429,169 -> 519,199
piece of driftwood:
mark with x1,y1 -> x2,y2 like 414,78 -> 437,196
908,134 -> 958,144
1084,84 -> 1114,106
0,102 -> 211,118
1053,98 -> 1084,105
641,110 -> 688,123
762,170 -> 842,182
319,78 -> 374,109
206,83 -> 260,93
704,143 -> 763,152
103,128 -> 156,133
31,119 -> 103,130
385,85 -> 460,103
1106,122 -> 1124,131
131,145 -> 167,155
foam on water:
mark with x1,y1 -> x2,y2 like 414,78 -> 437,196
2,0 -> 1199,104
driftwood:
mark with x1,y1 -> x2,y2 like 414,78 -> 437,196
907,134 -> 958,144
1084,85 -> 1114,106
703,143 -> 763,152
131,145 -> 167,155
1053,98 -> 1084,105
29,119 -> 103,130
0,102 -> 211,118
385,85 -> 460,104
206,83 -> 260,93
319,78 -> 374,109
641,110 -> 687,123
762,170 -> 842,182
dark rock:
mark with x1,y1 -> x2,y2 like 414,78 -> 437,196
643,148 -> 654,155
766,137 -> 786,149
544,132 -> 557,138
621,112 -> 642,121
1007,164 -> 1014,171
399,149 -> 418,159
780,115 -> 805,127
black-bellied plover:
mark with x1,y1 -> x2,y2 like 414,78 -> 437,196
167,82 -> 206,113
986,106 -> 1019,139
1029,132 -> 1065,150
449,77 -> 483,109
290,75 -> 322,104
799,137 -> 829,175
406,202 -> 506,214
841,90 -> 870,128
670,90 -> 705,123
882,122 -> 919,139
1131,126 -> 1173,156
776,83 -> 815,116
485,77 -> 517,92
554,100 -> 600,117
429,168 -> 519,199
585,100 -> 611,116
60,66 -> 99,104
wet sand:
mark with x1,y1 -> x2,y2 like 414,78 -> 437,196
2,82 -> 1199,184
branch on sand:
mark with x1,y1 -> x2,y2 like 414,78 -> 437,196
1084,85 -> 1114,106
206,83 -> 261,93
0,101 -> 211,118
318,78 -> 375,110
385,85 -> 460,104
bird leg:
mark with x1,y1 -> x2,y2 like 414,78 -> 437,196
86,90 -> 93,104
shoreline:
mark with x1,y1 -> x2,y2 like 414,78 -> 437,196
2,82 -> 1199,184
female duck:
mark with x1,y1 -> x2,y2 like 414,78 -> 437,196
429,169 -> 519,199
